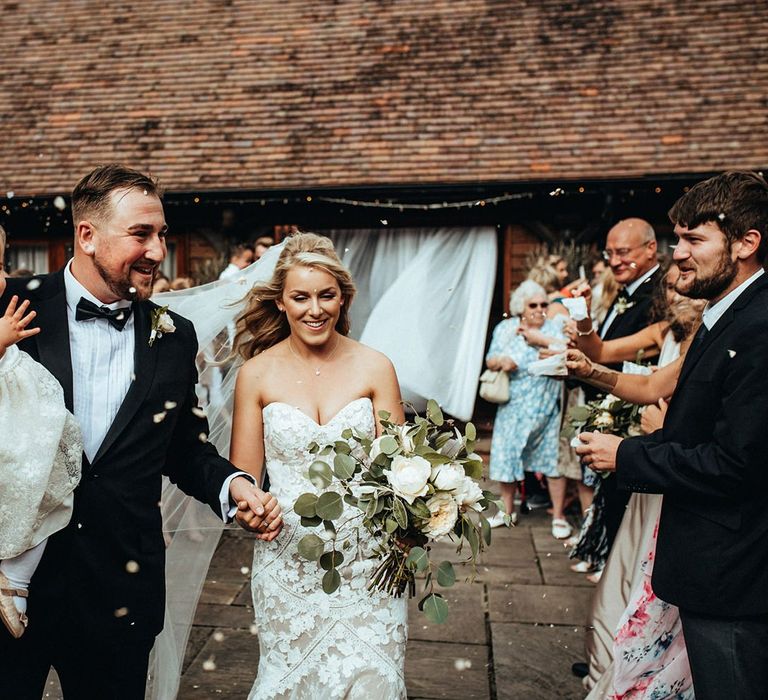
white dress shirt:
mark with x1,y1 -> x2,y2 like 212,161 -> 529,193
63,261 -> 243,520
600,264 -> 660,338
701,268 -> 765,330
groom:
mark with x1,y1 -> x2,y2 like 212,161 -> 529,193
577,171 -> 768,698
0,164 -> 282,699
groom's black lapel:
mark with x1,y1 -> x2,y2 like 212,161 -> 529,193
34,271 -> 75,413
92,301 -> 160,465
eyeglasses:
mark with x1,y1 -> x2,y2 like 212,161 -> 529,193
601,241 -> 651,261
527,301 -> 549,309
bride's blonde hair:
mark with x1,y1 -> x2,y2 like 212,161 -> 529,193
234,232 -> 357,360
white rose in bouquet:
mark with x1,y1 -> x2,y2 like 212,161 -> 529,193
599,394 -> 619,409
593,412 -> 615,429
454,477 -> 484,512
430,462 -> 465,492
384,455 -> 431,504
368,436 -> 387,462
423,493 -> 459,538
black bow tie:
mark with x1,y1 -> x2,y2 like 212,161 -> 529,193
75,297 -> 132,331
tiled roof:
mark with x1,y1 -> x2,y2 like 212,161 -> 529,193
1,0 -> 766,195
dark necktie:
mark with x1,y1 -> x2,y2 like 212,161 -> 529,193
691,322 -> 709,348
75,297 -> 132,331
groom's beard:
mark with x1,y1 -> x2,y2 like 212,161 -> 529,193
679,247 -> 738,301
92,256 -> 150,301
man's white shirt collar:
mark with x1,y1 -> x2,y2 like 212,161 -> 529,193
64,259 -> 133,314
701,268 -> 765,330
624,263 -> 660,297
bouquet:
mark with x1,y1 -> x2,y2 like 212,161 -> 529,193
293,400 -> 499,624
562,393 -> 643,442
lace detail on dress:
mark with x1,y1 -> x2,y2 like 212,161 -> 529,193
0,350 -> 82,558
249,397 -> 408,700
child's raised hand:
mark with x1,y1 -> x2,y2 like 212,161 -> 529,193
0,296 -> 41,355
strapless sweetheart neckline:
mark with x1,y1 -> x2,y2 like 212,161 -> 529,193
262,396 -> 372,428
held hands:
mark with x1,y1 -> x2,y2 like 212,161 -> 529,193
230,476 -> 284,541
574,432 -> 622,472
0,296 -> 40,357
563,348 -> 593,378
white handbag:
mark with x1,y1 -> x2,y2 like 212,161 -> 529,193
479,369 -> 509,404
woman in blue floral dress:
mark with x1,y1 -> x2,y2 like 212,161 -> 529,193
485,280 -> 570,537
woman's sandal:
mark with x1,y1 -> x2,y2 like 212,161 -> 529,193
0,572 -> 28,639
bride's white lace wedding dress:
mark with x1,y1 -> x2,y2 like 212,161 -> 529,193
248,397 -> 408,700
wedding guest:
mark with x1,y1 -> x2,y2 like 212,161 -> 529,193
485,280 -> 571,538
152,272 -> 170,294
169,276 -> 194,290
526,260 -> 569,318
8,268 -> 34,278
219,243 -> 255,280
576,171 -> 768,699
254,235 -> 274,260
580,218 -> 662,581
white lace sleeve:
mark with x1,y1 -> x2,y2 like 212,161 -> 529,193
0,349 -> 82,558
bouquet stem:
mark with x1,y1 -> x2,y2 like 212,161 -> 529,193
368,548 -> 415,598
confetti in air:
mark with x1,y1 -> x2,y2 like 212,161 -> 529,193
26,279 -> 42,291
454,658 -> 472,671
198,432 -> 208,443
125,560 -> 140,574
718,213 -> 726,221
164,401 -> 178,410
114,607 -> 129,618
128,286 -> 137,295
53,195 -> 66,211
191,407 -> 207,418
213,631 -> 225,642
240,566 -> 250,575
249,623 -> 259,635
202,658 -> 216,672
153,412 -> 167,424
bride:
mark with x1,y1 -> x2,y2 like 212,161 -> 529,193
228,232 -> 408,699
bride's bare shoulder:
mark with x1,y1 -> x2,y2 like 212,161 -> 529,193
345,338 -> 397,376
238,342 -> 290,381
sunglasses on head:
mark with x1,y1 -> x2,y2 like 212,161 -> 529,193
527,301 -> 549,309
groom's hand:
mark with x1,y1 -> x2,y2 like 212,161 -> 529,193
230,477 -> 283,541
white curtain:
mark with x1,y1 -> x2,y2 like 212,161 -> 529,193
326,227 -> 497,421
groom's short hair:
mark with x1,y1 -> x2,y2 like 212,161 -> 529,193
72,164 -> 161,227
669,171 -> 768,263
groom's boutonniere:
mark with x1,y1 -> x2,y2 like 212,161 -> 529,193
149,306 -> 175,347
613,296 -> 635,316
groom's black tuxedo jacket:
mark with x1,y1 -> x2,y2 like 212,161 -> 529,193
1,271 -> 236,639
598,266 -> 662,344
617,271 -> 768,616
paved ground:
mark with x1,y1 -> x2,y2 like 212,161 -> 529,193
44,454 -> 594,699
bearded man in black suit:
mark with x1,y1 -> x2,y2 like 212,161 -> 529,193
0,165 -> 283,699
577,171 -> 768,699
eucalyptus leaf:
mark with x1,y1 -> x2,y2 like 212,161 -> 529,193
316,492 -> 344,520
320,550 -> 344,571
333,440 -> 352,455
405,499 -> 432,519
463,460 -> 483,481
308,460 -> 333,489
343,494 -> 359,508
365,497 -> 378,519
568,406 -> 593,422
378,410 -> 391,421
436,560 -> 456,587
385,517 -> 399,533
308,442 -> 320,454
379,436 -> 399,455
300,515 -> 322,528
296,534 -> 325,561
341,428 -> 353,440
465,422 -> 477,441
466,521 -> 480,557
294,493 -> 319,518
369,463 -> 385,478
422,593 -> 449,624
480,514 -> 492,546
319,445 -> 334,457
333,453 -> 356,480
393,498 -> 408,529
426,399 -> 444,426
406,546 -> 429,573
322,568 -> 341,594
423,452 -> 452,467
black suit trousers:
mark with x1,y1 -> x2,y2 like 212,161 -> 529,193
679,608 -> 768,700
0,599 -> 154,700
